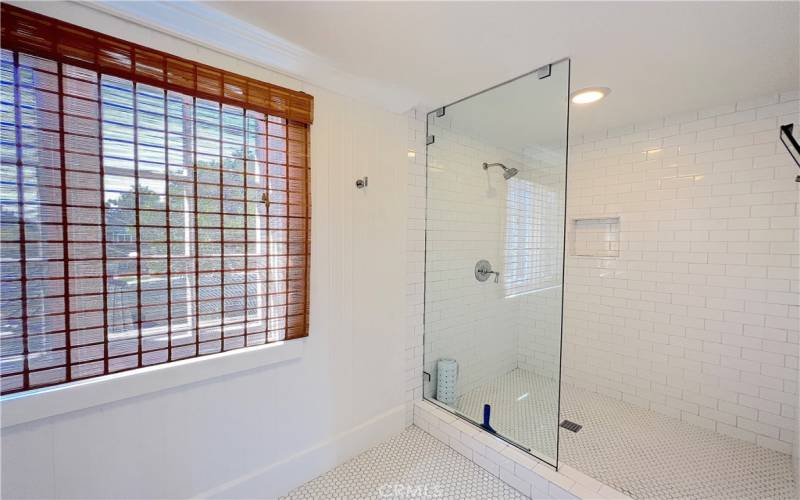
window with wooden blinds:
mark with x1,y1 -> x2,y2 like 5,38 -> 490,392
0,5 -> 311,395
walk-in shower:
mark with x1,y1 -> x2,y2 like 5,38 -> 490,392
422,55 -> 799,498
422,59 -> 570,466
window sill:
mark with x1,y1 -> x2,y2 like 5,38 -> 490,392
0,339 -> 305,429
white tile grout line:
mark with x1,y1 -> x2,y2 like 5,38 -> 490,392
413,400 -> 632,500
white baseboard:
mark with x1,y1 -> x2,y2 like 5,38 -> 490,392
198,404 -> 406,499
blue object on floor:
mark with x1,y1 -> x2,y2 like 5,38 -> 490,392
481,403 -> 497,434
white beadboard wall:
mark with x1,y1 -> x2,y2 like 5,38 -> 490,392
1,3 -> 409,499
563,91 -> 800,454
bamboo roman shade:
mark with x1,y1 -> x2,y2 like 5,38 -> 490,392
0,4 -> 311,395
0,5 -> 314,124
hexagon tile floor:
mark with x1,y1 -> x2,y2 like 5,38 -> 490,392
285,369 -> 795,500
457,369 -> 797,500
282,426 -> 525,500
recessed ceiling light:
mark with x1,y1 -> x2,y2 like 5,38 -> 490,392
571,87 -> 611,105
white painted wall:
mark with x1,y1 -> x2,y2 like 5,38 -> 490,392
0,3 -> 408,499
563,91 -> 800,455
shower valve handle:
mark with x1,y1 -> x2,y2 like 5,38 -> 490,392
481,269 -> 500,283
475,260 -> 500,283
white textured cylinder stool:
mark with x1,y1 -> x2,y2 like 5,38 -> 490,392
436,358 -> 458,407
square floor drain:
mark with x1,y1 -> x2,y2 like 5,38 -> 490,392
560,420 -> 582,433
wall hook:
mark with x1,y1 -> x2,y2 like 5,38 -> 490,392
355,176 -> 368,189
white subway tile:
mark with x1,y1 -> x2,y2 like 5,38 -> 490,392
736,94 -> 779,111
499,467 -> 532,496
411,96 -> 799,472
699,103 -> 737,119
716,109 -> 756,126
756,435 -> 792,454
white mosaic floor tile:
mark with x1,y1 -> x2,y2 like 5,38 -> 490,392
457,369 -> 560,462
456,369 -> 797,500
282,426 -> 526,500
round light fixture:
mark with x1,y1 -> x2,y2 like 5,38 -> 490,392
571,87 -> 611,105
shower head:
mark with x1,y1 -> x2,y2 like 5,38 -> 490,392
502,167 -> 519,180
482,162 -> 519,180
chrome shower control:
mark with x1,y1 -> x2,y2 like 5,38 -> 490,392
475,259 -> 500,283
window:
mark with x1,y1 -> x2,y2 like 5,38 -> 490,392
504,178 -> 561,298
0,5 -> 312,395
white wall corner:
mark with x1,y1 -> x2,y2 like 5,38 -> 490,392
27,0 -> 424,114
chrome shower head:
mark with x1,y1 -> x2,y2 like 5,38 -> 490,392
482,162 -> 518,180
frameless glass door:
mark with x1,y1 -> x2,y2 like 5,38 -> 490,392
422,60 -> 569,466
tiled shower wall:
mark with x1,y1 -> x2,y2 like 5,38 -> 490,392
563,91 -> 800,454
405,109 -> 426,424
406,92 -> 798,458
421,115 -> 521,398
515,146 -> 566,380
405,110 -> 568,419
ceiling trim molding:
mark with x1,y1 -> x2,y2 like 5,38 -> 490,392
70,0 -> 419,113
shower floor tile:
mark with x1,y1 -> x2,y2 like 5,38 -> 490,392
457,369 -> 561,461
456,369 -> 797,500
282,425 -> 525,500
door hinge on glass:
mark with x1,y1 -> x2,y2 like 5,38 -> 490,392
537,64 -> 551,79
426,135 -> 435,145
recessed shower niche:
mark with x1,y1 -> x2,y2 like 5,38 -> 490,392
571,217 -> 620,258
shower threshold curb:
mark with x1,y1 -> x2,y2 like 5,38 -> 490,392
413,400 -> 632,500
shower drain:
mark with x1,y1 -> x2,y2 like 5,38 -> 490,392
560,420 -> 582,433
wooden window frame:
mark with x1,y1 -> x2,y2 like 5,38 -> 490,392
0,4 -> 312,396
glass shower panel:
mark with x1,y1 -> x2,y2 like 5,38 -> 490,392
422,60 -> 569,466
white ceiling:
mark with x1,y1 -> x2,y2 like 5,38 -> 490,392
204,1 -> 799,137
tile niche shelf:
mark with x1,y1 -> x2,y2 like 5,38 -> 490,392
570,217 -> 620,258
